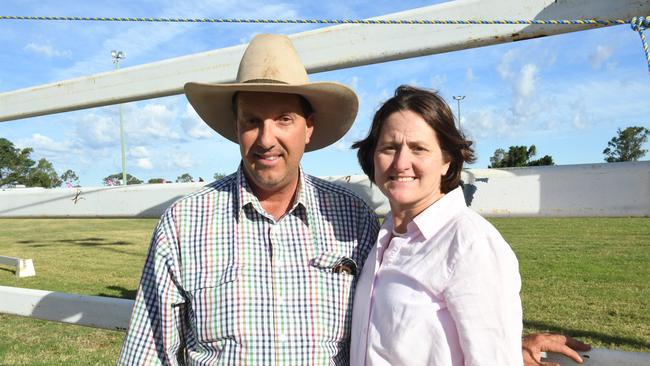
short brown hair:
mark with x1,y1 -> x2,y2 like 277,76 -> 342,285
352,85 -> 475,193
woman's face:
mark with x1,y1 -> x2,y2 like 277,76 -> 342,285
373,109 -> 451,216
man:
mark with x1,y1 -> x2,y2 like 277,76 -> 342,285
118,34 -> 589,365
118,34 -> 378,365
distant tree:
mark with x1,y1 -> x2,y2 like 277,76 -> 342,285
148,178 -> 165,184
103,173 -> 142,186
603,126 -> 650,162
27,158 -> 63,188
213,172 -> 227,181
489,145 -> 554,168
527,155 -> 555,166
0,138 -> 35,186
176,173 -> 194,183
60,169 -> 80,186
489,148 -> 507,168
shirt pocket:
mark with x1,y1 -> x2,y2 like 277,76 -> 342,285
310,251 -> 358,276
308,252 -> 357,341
188,265 -> 240,345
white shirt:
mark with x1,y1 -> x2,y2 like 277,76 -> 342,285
350,187 -> 523,366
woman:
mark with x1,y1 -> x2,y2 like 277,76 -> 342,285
350,85 -> 523,366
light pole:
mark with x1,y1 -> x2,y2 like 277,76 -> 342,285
452,95 -> 465,130
111,50 -> 127,186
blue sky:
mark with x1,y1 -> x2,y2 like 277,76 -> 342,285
1,0 -> 649,186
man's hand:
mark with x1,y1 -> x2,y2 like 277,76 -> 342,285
522,333 -> 591,366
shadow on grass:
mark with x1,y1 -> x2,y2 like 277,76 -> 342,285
20,237 -> 134,248
57,238 -> 132,246
0,266 -> 15,275
18,237 -> 140,256
525,320 -> 650,350
98,285 -> 137,300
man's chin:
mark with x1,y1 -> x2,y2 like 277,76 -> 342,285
247,172 -> 286,191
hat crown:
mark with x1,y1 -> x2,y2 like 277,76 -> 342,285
237,34 -> 309,84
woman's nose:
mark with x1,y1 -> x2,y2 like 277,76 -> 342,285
393,148 -> 411,171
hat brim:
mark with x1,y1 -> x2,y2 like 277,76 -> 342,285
184,81 -> 358,152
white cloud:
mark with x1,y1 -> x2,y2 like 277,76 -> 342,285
332,139 -> 354,152
466,67 -> 475,81
512,63 -> 539,118
136,158 -> 154,170
172,152 -> 195,169
572,110 -> 586,129
24,43 -> 71,58
348,76 -> 360,91
497,49 -> 518,79
430,74 -> 447,90
515,64 -> 538,98
130,146 -> 150,158
590,45 -> 614,70
28,133 -> 70,153
181,104 -> 215,139
76,113 -> 119,147
126,102 -> 181,142
463,108 -> 513,140
54,0 -> 303,80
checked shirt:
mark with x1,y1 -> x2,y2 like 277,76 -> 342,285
118,166 -> 379,365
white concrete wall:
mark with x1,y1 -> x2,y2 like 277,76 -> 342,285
0,161 -> 648,218
461,161 -> 650,217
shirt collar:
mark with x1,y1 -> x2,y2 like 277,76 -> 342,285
381,186 -> 466,242
236,163 -> 309,223
412,186 -> 467,240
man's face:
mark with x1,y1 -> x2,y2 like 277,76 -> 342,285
236,92 -> 314,195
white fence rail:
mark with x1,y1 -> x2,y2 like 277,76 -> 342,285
0,285 -> 133,331
2,0 -> 648,122
0,283 -> 648,365
0,256 -> 35,277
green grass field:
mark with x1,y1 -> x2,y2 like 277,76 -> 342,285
0,217 -> 648,365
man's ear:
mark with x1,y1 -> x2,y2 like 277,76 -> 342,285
305,114 -> 315,144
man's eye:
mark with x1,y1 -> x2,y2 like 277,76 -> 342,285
278,115 -> 293,124
239,118 -> 260,128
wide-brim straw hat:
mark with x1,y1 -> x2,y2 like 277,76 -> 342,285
184,34 -> 358,152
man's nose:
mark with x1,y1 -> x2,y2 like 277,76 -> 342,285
256,120 -> 276,148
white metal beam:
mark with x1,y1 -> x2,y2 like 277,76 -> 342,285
0,285 -> 133,331
1,0 -> 648,122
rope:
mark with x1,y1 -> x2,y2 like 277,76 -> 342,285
630,16 -> 650,73
0,16 -> 633,25
2,15 -> 648,73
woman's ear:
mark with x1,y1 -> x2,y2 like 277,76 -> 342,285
441,152 -> 452,176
